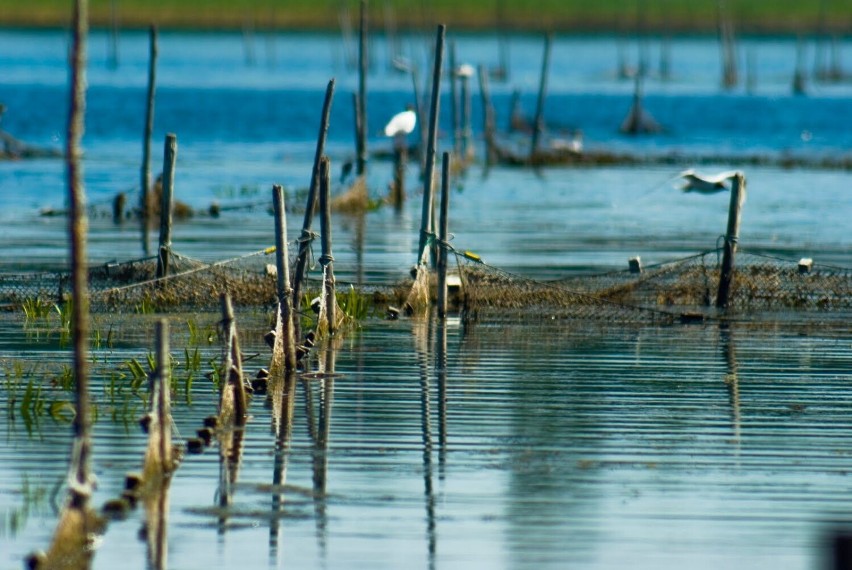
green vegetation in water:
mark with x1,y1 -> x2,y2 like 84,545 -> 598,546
21,297 -> 54,321
187,318 -> 216,345
0,0 -> 841,34
0,476 -> 61,539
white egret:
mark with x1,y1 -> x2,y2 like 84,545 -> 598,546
677,169 -> 740,194
383,105 -> 417,137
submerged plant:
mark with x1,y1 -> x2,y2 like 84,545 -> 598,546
21,297 -> 55,321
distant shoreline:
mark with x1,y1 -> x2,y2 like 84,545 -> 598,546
0,1 -> 848,36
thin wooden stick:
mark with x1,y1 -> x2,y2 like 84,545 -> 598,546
356,0 -> 368,176
319,157 -> 336,336
417,24 -> 446,265
273,184 -> 297,371
140,24 -> 157,256
530,32 -> 552,160
477,64 -> 496,165
292,79 -> 335,318
716,172 -> 746,309
66,0 -> 93,507
156,133 -> 176,279
437,152 -> 451,319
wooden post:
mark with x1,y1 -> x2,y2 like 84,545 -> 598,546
220,293 -> 247,425
417,24 -> 446,266
449,40 -> 460,157
352,92 -> 363,176
461,72 -> 472,160
140,24 -> 157,256
292,79 -> 335,320
437,152 -> 451,319
356,0 -> 368,176
272,184 -> 297,372
716,172 -> 746,309
530,32 -> 552,161
156,133 -> 176,279
319,157 -> 336,336
410,65 -> 427,173
66,0 -> 93,507
477,64 -> 496,165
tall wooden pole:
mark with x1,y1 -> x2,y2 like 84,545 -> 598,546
319,157 -> 336,336
156,133 -> 176,279
67,0 -> 93,506
530,32 -> 552,161
417,24 -> 446,265
716,172 -> 746,309
273,184 -> 297,372
293,79 -> 335,319
140,24 -> 157,256
437,152 -> 451,319
356,0 -> 368,176
449,40 -> 460,157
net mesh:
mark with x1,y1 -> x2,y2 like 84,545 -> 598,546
1,244 -> 849,323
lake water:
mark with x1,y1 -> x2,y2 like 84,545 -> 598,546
1,29 -> 851,569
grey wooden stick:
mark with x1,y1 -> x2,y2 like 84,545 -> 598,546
293,79 -> 335,318
417,24 -> 446,266
140,24 -> 157,256
319,157 -> 336,336
273,184 -> 297,371
530,32 -> 552,161
156,133 -> 176,279
356,0 -> 368,176
716,172 -> 746,309
437,152 -> 451,319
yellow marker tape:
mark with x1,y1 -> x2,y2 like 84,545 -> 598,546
463,250 -> 482,262
264,246 -> 277,254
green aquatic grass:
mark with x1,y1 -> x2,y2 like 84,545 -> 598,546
0,0 -> 836,33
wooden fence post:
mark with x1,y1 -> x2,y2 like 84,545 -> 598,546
156,133 -> 176,279
716,172 -> 746,309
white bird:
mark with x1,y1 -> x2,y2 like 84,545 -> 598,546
383,106 -> 417,137
456,63 -> 475,78
676,169 -> 740,194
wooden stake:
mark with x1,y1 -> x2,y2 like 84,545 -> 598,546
356,0 -> 368,176
319,157 -> 336,336
220,293 -> 247,426
153,319 -> 172,472
156,133 -> 176,279
391,136 -> 407,209
417,24 -> 446,266
66,0 -> 93,507
437,152 -> 451,319
716,172 -> 745,309
140,24 -> 157,256
293,79 -> 335,326
530,32 -> 552,161
477,64 -> 497,165
449,40 -> 460,157
273,184 -> 297,372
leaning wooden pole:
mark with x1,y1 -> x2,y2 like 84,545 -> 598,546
449,40 -> 460,157
140,24 -> 157,256
156,133 -> 176,279
293,79 -> 335,320
319,157 -> 337,337
416,24 -> 446,265
437,152 -> 451,319
356,0 -> 368,176
716,172 -> 746,309
273,184 -> 297,372
530,32 -> 552,161
67,0 -> 94,508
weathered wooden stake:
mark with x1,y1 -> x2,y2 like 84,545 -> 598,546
356,0 -> 368,176
530,32 -> 552,161
140,24 -> 157,255
272,184 -> 297,372
220,293 -> 247,426
417,24 -> 446,266
716,172 -> 746,309
437,152 -> 451,319
460,71 -> 473,159
409,64 -> 427,173
449,40 -> 460,157
293,79 -> 335,326
319,157 -> 336,336
67,0 -> 94,507
156,133 -> 176,279
477,64 -> 497,165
